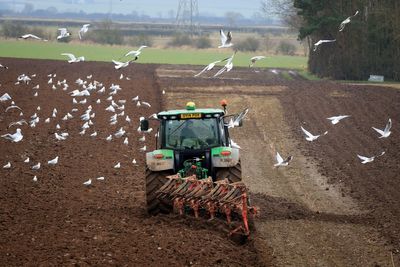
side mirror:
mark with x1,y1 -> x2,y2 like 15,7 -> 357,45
140,119 -> 149,131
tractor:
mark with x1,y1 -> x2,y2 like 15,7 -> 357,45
140,101 -> 257,237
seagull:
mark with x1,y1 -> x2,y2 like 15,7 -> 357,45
0,63 -> 9,69
313,39 -> 336,51
214,51 -> 236,77
78,24 -> 90,39
326,115 -> 351,125
32,162 -> 41,170
1,128 -> 23,142
0,93 -> 12,102
124,45 -> 147,57
357,151 -> 385,164
114,162 -> 121,169
5,105 -> 22,112
24,157 -> 30,163
301,126 -> 328,141
112,59 -> 137,70
139,145 -> 147,152
372,118 -> 392,138
83,178 -> 92,186
132,95 -> 139,102
218,29 -> 233,48
48,156 -> 59,165
339,10 -> 359,32
33,175 -> 38,182
3,162 -> 11,169
123,137 -> 129,145
230,139 -> 241,149
55,133 -> 67,141
132,159 -> 137,165
114,127 -> 126,138
61,53 -> 85,63
139,136 -> 145,142
142,101 -> 151,107
194,59 -> 225,77
19,34 -> 47,41
249,56 -> 266,68
96,176 -> 105,181
274,152 -> 293,167
106,135 -> 112,141
57,28 -> 71,40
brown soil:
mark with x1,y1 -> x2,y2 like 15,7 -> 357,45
1,58 -> 399,266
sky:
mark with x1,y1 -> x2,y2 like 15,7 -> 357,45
2,0 -> 264,18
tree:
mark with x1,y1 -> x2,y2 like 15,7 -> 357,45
225,12 -> 243,27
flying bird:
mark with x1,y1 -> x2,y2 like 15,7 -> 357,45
79,24 -> 90,39
112,58 -> 137,70
194,59 -> 224,77
372,118 -> 392,138
19,34 -> 47,41
124,45 -> 147,57
214,51 -> 236,77
274,152 -> 293,167
249,56 -> 266,68
1,128 -> 23,142
357,151 -> 385,164
301,126 -> 328,141
313,39 -> 336,52
339,10 -> 359,32
8,120 -> 27,129
61,53 -> 85,63
57,28 -> 71,40
326,115 -> 351,125
218,29 -> 233,48
0,93 -> 11,102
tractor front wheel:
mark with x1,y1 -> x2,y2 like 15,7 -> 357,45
145,168 -> 173,215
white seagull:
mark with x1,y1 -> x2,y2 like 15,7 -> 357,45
274,152 -> 293,167
194,59 -> 225,77
249,56 -> 266,68
326,115 -> 351,125
301,126 -> 328,142
57,28 -> 71,40
124,46 -> 147,57
114,162 -> 121,169
32,162 -> 41,170
3,162 -> 11,169
112,59 -> 137,70
372,118 -> 392,138
339,11 -> 359,32
313,39 -> 336,52
214,51 -> 236,77
1,128 -> 23,142
83,179 -> 92,186
19,34 -> 47,41
79,24 -> 90,39
218,29 -> 233,48
48,156 -> 59,165
61,53 -> 85,63
357,151 -> 385,164
0,93 -> 12,102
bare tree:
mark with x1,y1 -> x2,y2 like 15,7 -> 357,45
261,0 -> 302,30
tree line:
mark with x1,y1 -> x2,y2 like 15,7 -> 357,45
264,0 -> 400,81
297,0 -> 400,81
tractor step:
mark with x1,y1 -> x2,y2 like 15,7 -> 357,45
156,174 -> 258,237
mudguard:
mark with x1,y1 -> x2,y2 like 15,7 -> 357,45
211,147 -> 240,167
146,149 -> 174,171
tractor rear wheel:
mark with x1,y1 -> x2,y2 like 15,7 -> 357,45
215,162 -> 242,183
145,168 -> 173,215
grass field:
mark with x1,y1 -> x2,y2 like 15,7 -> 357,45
0,39 -> 307,69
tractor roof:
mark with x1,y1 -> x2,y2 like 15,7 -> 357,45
158,108 -> 225,119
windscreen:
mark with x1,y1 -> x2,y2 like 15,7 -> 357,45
164,118 -> 219,150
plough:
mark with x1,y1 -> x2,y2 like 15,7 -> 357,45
156,159 -> 258,237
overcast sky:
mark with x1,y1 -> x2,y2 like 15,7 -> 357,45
3,0 -> 264,18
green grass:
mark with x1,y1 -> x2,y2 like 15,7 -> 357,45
298,70 -> 320,80
0,39 -> 307,69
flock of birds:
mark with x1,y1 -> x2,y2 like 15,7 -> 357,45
14,24 -> 267,75
313,10 -> 359,51
0,69 -> 158,186
273,115 -> 392,167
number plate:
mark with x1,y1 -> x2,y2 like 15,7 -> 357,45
181,113 -> 202,119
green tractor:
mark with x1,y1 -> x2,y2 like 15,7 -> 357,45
140,101 -> 249,216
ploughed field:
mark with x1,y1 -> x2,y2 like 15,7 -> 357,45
1,58 -> 399,266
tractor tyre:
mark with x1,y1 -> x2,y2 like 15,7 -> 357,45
215,161 -> 242,183
145,168 -> 173,215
